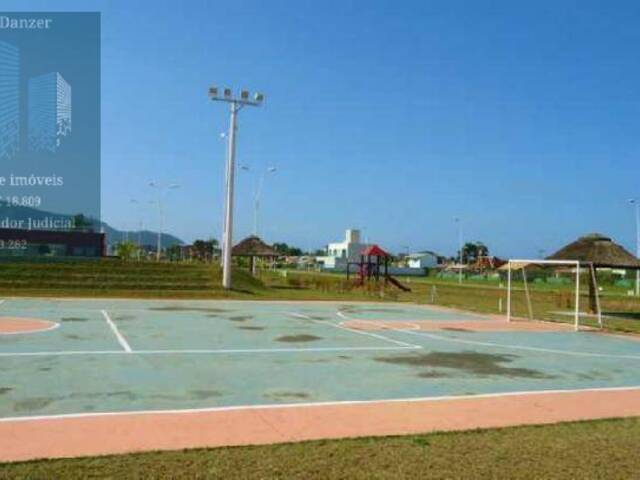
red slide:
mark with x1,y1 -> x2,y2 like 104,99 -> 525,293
385,275 -> 412,292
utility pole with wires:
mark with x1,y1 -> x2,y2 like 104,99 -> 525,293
209,86 -> 264,289
629,199 -> 640,296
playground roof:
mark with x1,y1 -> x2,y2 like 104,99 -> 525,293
547,233 -> 640,269
361,245 -> 390,257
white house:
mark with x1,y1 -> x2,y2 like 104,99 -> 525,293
407,251 -> 440,269
317,229 -> 371,270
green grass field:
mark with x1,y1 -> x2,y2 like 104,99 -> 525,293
1,418 -> 638,479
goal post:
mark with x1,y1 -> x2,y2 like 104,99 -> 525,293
505,259 -> 597,331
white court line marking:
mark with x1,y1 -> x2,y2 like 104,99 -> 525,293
335,311 -> 640,360
1,385 -> 639,423
101,310 -> 132,353
348,317 -> 640,361
290,312 -> 421,349
338,320 -> 421,331
0,345 -> 415,358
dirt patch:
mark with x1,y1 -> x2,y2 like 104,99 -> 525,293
149,306 -> 228,313
228,315 -> 252,322
61,317 -> 88,323
14,397 -> 53,412
442,327 -> 472,332
264,391 -> 311,400
64,334 -> 82,340
238,326 -> 265,331
375,351 -> 555,379
0,387 -> 12,395
276,334 -> 322,343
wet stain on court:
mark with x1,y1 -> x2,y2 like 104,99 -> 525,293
14,397 -> 53,412
61,317 -> 88,322
190,389 -> 223,400
264,390 -> 311,400
418,370 -> 450,379
0,387 -> 13,395
375,351 -> 555,379
228,315 -> 253,322
149,306 -> 228,313
442,327 -> 472,332
114,314 -> 136,321
238,326 -> 265,331
276,334 -> 322,343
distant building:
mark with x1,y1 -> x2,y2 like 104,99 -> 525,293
407,251 -> 442,269
0,228 -> 105,257
317,229 -> 372,270
0,41 -> 20,160
28,72 -> 72,152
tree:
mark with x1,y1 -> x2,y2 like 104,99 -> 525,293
191,239 -> 219,262
460,242 -> 490,263
72,214 -> 94,232
272,242 -> 303,256
115,241 -> 139,260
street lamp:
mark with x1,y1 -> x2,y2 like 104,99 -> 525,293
149,182 -> 180,261
130,199 -> 144,258
254,166 -> 277,236
629,199 -> 640,296
209,85 -> 264,289
454,217 -> 463,284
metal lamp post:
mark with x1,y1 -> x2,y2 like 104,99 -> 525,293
454,217 -> 463,284
254,166 -> 277,236
149,182 -> 180,261
629,199 -> 640,296
209,86 -> 264,289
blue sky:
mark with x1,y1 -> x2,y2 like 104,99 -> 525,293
5,0 -> 640,257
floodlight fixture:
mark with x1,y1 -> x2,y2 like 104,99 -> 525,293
208,83 -> 265,289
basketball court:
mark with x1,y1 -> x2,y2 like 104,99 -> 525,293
1,297 -> 639,461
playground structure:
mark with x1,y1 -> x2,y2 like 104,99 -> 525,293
346,245 -> 411,292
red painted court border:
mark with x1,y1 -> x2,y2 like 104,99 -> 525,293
1,387 -> 639,463
0,317 -> 59,335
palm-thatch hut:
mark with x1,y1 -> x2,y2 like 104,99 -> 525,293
547,233 -> 640,313
231,235 -> 280,275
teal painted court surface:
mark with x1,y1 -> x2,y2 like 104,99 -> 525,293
1,298 -> 639,420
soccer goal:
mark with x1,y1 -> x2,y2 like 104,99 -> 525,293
505,259 -> 602,331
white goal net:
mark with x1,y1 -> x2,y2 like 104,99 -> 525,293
505,259 -> 601,331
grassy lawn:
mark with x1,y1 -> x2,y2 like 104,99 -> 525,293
1,418 -> 639,479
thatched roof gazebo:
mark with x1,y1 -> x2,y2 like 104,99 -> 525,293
231,236 -> 280,275
547,233 -> 640,269
547,233 -> 640,316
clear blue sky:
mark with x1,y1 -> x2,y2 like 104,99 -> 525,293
5,0 -> 640,257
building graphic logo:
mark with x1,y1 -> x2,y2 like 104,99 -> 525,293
0,40 -> 20,160
28,72 -> 72,152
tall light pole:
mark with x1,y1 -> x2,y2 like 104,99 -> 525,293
130,199 -> 144,259
209,86 -> 264,289
149,182 -> 180,261
219,132 -> 228,267
254,166 -> 277,236
629,199 -> 640,296
454,217 -> 463,284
